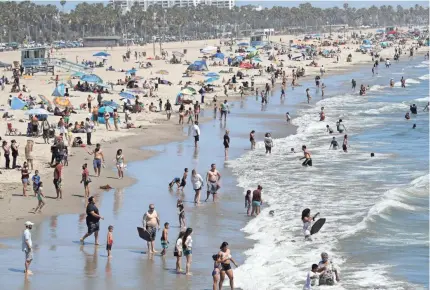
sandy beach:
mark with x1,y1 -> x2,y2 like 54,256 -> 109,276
0,23 -> 427,289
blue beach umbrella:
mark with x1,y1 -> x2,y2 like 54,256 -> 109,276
93,51 -> 111,57
238,42 -> 249,47
126,69 -> 137,75
102,100 -> 120,109
71,71 -> 84,78
119,91 -> 136,100
81,74 -> 103,83
205,77 -> 219,83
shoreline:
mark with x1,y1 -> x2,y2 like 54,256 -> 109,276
0,33 -> 422,240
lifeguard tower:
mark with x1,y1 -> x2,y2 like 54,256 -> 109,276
250,33 -> 267,47
21,47 -> 54,75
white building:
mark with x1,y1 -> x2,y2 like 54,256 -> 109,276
110,0 -> 235,11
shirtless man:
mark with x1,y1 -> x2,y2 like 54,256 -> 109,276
142,204 -> 160,253
205,163 -> 221,202
87,143 -> 105,177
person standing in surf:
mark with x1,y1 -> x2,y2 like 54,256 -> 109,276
300,145 -> 312,166
205,164 -> 221,202
342,135 -> 349,153
317,252 -> 340,285
223,130 -> 230,160
80,196 -> 104,245
264,133 -> 273,154
218,242 -> 239,290
249,130 -> 256,150
191,169 -> 204,204
306,88 -> 312,104
142,204 -> 160,254
174,231 -> 185,273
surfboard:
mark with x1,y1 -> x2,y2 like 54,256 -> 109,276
311,218 -> 326,235
137,227 -> 151,242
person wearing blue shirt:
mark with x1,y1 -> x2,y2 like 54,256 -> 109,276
31,170 -> 40,197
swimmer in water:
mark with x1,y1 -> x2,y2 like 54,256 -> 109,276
336,119 -> 347,133
329,137 -> 338,150
300,145 -> 312,166
326,125 -> 334,134
405,112 -> 410,120
412,124 -> 416,129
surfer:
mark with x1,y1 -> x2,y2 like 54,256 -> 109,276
329,137 -> 338,150
317,252 -> 340,285
142,204 -> 160,254
301,208 -> 320,241
205,164 -> 221,202
326,125 -> 334,134
300,145 -> 312,167
303,264 -> 320,290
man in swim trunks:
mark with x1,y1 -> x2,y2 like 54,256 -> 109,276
205,163 -> 221,202
329,137 -> 338,150
142,204 -> 160,253
300,145 -> 313,166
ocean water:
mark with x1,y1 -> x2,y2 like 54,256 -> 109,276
230,58 -> 429,290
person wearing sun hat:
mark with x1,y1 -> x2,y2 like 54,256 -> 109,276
22,221 -> 34,275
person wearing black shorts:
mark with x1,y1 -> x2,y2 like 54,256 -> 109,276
179,168 -> 188,191
80,196 -> 104,245
223,130 -> 230,159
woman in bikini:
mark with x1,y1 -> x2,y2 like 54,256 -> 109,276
218,241 -> 239,290
212,254 -> 222,290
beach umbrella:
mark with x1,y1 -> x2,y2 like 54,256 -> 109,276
38,95 -> 53,106
119,91 -> 136,100
71,71 -> 84,78
25,108 -> 53,116
102,100 -> 120,109
181,87 -> 197,95
238,42 -> 249,47
98,106 -> 114,114
53,97 -> 72,108
205,77 -> 219,83
51,83 -> 66,97
81,74 -> 103,83
93,51 -> 111,57
173,51 -> 184,58
205,72 -> 219,77
156,70 -> 169,75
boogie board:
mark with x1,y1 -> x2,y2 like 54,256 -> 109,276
137,227 -> 151,242
311,218 -> 326,235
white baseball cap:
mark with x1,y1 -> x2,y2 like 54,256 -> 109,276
24,221 -> 34,226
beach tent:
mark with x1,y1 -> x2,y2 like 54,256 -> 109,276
238,42 -> 249,47
11,97 -> 26,110
119,91 -> 136,99
213,52 -> 225,59
175,93 -> 183,105
187,60 -> 208,71
52,83 -> 66,97
362,39 -> 372,45
205,77 -> 219,83
93,51 -> 111,57
81,74 -> 103,83
126,69 -> 137,75
98,106 -> 114,124
380,42 -> 389,48
239,62 -> 253,69
102,100 -> 120,109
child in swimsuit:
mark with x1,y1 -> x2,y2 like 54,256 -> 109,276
212,254 -> 221,289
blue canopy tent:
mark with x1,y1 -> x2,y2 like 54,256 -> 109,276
93,51 -> 111,57
119,91 -> 136,100
213,52 -> 224,59
102,100 -> 120,109
52,83 -> 66,97
205,77 -> 219,83
11,97 -> 26,110
187,60 -> 208,71
81,74 -> 103,83
362,39 -> 372,45
97,106 -> 114,124
126,69 -> 137,75
71,72 -> 84,78
205,72 -> 219,77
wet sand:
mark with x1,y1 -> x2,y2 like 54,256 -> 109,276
0,83 -> 301,290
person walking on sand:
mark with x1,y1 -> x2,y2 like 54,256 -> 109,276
31,170 -> 40,197
80,163 -> 91,200
142,204 -> 160,254
160,222 -> 169,256
88,144 -> 105,177
22,221 -> 34,275
116,149 -> 125,179
80,196 -> 104,245
264,133 -> 274,154
32,182 -> 45,213
53,160 -> 63,199
220,100 -> 229,122
191,169 -> 204,204
25,140 -> 34,170
177,199 -> 186,229
223,130 -> 230,160
205,163 -> 221,202
182,228 -> 193,276
106,225 -> 114,258
165,99 -> 172,120
306,88 -> 312,104
113,109 -> 119,131
174,231 -> 185,273
249,130 -> 256,150
218,241 -> 239,290
104,110 -> 111,131
192,121 -> 200,148
21,162 -> 30,197
2,140 -> 10,169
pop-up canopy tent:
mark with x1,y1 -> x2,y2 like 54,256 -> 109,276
11,97 -> 26,110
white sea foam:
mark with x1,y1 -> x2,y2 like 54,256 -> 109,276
229,80 -> 426,289
418,74 -> 430,80
406,78 -> 420,84
368,84 -> 385,91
